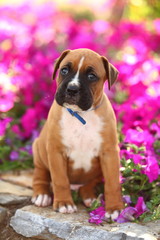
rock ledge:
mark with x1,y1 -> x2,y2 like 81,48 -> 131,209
10,205 -> 159,240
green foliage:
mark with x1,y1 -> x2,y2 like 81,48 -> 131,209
121,155 -> 160,204
87,199 -> 101,212
114,91 -> 128,104
0,145 -> 11,160
71,190 -> 82,204
140,195 -> 160,222
154,140 -> 160,155
125,0 -> 160,21
0,126 -> 33,172
0,159 -> 33,172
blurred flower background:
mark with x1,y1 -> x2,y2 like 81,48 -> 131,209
0,0 -> 160,223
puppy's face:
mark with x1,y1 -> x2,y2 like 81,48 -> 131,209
53,49 -> 118,111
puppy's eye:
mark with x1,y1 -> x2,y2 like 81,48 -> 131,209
60,67 -> 69,75
88,73 -> 97,81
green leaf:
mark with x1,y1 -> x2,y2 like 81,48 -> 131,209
87,199 -> 101,212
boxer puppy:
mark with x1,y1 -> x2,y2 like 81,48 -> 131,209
32,48 -> 124,220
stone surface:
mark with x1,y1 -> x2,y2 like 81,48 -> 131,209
0,179 -> 32,205
0,180 -> 33,196
10,205 -> 159,240
0,206 -> 7,223
0,170 -> 33,188
0,193 -> 30,205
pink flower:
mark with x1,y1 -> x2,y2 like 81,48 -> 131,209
145,155 -> 159,182
150,123 -> 160,137
125,129 -> 154,149
116,197 -> 148,223
154,19 -> 160,34
134,197 -> 148,218
133,154 -> 145,165
21,108 -> 38,138
88,206 -> 105,225
0,90 -> 15,112
116,207 -> 137,223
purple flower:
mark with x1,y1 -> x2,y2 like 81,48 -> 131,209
134,197 -> 148,218
133,154 -> 145,165
10,151 -> 19,161
116,197 -> 148,223
123,195 -> 132,205
88,206 -> 105,225
116,207 -> 137,223
145,155 -> 159,182
21,108 -> 38,138
125,129 -> 152,147
150,123 -> 160,137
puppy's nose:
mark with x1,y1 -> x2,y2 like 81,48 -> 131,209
66,84 -> 80,96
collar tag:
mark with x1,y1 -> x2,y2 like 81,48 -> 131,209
66,108 -> 86,125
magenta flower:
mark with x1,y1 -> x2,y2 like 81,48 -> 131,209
116,197 -> 148,223
21,108 -> 38,138
132,154 -> 145,165
116,207 -> 137,223
0,91 -> 15,112
145,155 -> 159,183
134,197 -> 148,218
150,123 -> 160,137
125,129 -> 148,146
88,206 -> 105,224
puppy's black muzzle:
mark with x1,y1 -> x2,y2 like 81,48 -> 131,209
66,84 -> 80,97
65,84 -> 80,105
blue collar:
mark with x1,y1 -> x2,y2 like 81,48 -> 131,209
66,99 -> 103,125
66,108 -> 86,125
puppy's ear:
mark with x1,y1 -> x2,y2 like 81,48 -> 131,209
53,49 -> 70,79
101,56 -> 119,90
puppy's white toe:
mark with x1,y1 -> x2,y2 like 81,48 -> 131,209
31,197 -> 36,204
67,205 -> 76,213
59,205 -> 77,213
42,194 -> 52,207
73,205 -> 78,212
111,210 -> 119,220
34,194 -> 43,206
84,198 -> 96,207
59,206 -> 67,213
105,210 -> 120,221
33,194 -> 52,207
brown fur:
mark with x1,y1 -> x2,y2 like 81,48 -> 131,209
32,49 -> 124,212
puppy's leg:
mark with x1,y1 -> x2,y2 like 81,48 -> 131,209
48,150 -> 77,213
79,176 -> 102,207
100,148 -> 124,220
32,139 -> 52,207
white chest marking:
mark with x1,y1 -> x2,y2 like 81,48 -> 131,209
60,108 -> 103,172
69,56 -> 85,86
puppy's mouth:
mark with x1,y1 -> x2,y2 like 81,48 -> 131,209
63,84 -> 80,106
64,94 -> 79,105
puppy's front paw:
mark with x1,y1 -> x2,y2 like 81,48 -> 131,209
105,210 -> 120,221
54,201 -> 77,214
32,194 -> 52,207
